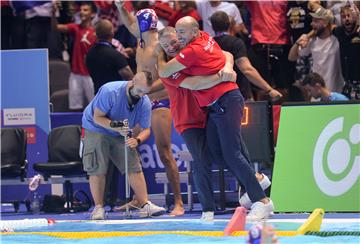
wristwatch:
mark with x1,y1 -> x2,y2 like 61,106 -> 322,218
136,137 -> 142,145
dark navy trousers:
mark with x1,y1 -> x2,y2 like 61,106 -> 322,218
206,89 -> 266,203
181,128 -> 216,212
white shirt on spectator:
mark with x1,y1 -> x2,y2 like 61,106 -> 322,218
299,35 -> 344,92
195,0 -> 243,36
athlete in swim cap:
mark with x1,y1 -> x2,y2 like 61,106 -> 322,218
115,0 -> 185,217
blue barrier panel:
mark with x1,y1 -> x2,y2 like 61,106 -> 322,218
1,49 -> 51,201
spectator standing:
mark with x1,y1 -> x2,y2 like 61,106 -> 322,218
195,0 -> 248,37
287,1 -> 313,42
1,0 -> 26,50
52,1 -> 97,110
210,11 -> 283,101
333,5 -> 360,100
11,0 -> 53,49
86,19 -> 134,93
245,0 -> 295,101
94,1 -> 136,62
286,1 -> 316,100
289,7 -> 345,93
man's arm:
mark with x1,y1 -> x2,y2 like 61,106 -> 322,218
180,51 -> 236,90
51,2 -> 68,33
232,23 -> 249,36
126,127 -> 150,149
288,32 -> 312,61
147,78 -> 167,101
219,51 -> 236,81
93,108 -> 131,135
179,73 -> 222,90
114,0 -> 140,38
93,108 -> 120,132
93,108 -> 149,147
149,79 -> 165,93
148,89 -> 168,101
228,10 -> 249,36
288,42 -> 301,61
236,57 -> 282,100
118,66 -> 134,80
157,50 -> 187,78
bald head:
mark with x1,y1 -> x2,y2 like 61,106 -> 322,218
175,16 -> 200,48
176,16 -> 200,30
95,19 -> 114,41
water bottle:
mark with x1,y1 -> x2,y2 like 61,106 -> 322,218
31,192 -> 41,214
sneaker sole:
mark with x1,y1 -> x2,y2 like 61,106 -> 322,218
138,209 -> 166,218
239,176 -> 272,209
150,209 -> 166,217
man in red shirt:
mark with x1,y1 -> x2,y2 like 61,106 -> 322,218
158,16 -> 274,221
158,26 -> 236,220
245,0 -> 294,100
53,2 -> 96,110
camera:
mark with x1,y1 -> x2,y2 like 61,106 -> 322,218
110,119 -> 128,128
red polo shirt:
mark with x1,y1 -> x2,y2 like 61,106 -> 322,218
161,71 -> 207,134
175,31 -> 237,107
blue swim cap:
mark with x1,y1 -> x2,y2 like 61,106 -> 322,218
136,9 -> 158,48
248,224 -> 262,244
136,8 -> 158,32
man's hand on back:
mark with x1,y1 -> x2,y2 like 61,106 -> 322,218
219,67 -> 237,82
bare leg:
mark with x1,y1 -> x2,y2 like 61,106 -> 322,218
89,175 -> 106,206
128,172 -> 148,206
152,108 -> 184,216
114,172 -> 150,211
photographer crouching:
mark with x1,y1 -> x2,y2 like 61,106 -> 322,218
81,71 -> 166,220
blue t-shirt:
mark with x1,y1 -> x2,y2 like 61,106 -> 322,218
327,92 -> 349,101
82,81 -> 151,136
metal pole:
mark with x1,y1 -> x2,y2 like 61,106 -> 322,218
123,120 -> 131,218
124,136 -> 131,218
110,119 -> 132,218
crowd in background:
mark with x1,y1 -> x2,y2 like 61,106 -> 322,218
1,0 -> 359,111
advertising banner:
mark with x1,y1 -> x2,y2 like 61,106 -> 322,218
271,103 -> 360,212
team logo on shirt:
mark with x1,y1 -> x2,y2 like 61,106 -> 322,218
171,72 -> 181,80
204,37 -> 215,52
179,52 -> 185,58
81,31 -> 91,45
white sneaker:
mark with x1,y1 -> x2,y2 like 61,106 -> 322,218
138,201 -> 166,218
200,211 -> 214,222
90,205 -> 105,220
246,199 -> 274,222
239,174 -> 271,209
